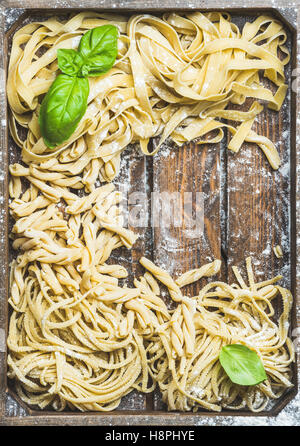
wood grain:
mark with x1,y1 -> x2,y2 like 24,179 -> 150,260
226,66 -> 292,290
152,141 -> 222,293
151,140 -> 222,410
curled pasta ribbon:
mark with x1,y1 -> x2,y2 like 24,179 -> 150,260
8,11 -> 289,184
175,259 -> 221,287
140,256 -> 183,302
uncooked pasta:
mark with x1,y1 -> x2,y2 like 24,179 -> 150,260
6,11 -> 294,413
7,214 -> 294,412
7,181 -> 294,412
8,11 -> 289,181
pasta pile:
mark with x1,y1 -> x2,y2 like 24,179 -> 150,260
7,180 -> 294,411
145,258 -> 294,412
6,11 -> 294,413
8,11 -> 289,182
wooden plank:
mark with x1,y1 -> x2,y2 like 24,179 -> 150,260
152,140 -> 222,409
225,72 -> 296,416
128,152 -> 154,411
226,85 -> 292,292
153,141 -> 222,290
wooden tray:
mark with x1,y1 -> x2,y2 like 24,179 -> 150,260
0,0 -> 299,426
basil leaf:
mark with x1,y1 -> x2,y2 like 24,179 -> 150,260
78,24 -> 118,77
39,74 -> 89,149
57,49 -> 84,77
219,344 -> 267,386
39,25 -> 118,147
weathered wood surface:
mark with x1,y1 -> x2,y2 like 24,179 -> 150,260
152,140 -> 223,410
0,1 -> 299,425
153,141 -> 222,288
226,102 -> 292,286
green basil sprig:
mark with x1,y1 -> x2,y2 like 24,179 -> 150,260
39,24 -> 118,149
39,75 -> 89,149
219,344 -> 267,386
57,49 -> 85,77
78,25 -> 119,77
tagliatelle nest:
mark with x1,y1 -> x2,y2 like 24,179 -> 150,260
8,11 -> 289,184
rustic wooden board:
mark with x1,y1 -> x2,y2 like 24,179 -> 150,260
153,142 -> 222,289
0,0 -> 298,426
226,95 -> 292,290
152,140 -> 223,410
